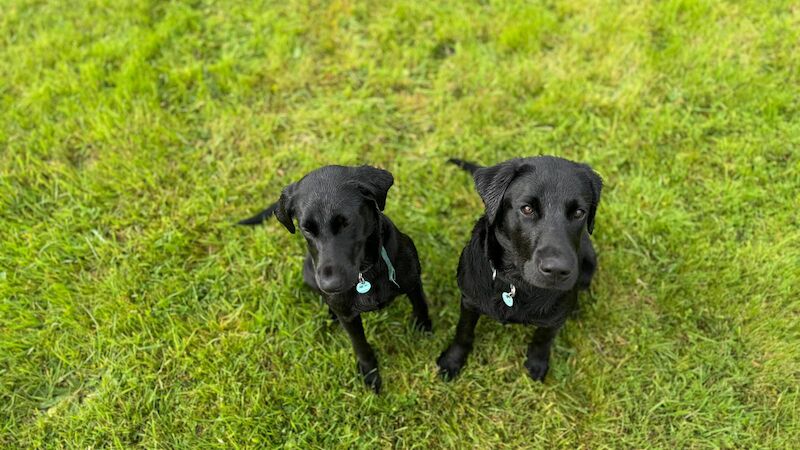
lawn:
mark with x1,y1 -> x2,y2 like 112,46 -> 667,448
1,0 -> 799,447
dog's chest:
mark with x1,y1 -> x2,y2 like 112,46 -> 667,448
474,288 -> 572,326
352,286 -> 397,313
326,283 -> 399,316
482,297 -> 539,324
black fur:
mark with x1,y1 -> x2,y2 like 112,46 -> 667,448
438,156 -> 602,382
239,165 -> 432,393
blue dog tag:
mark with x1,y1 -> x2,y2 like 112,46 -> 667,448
356,273 -> 371,294
356,280 -> 371,294
502,291 -> 514,307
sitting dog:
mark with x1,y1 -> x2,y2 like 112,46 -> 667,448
437,156 -> 602,382
239,165 -> 432,392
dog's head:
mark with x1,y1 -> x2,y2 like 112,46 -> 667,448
273,165 -> 393,295
474,156 -> 602,291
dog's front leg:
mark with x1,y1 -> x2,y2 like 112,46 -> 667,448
524,325 -> 560,382
436,299 -> 480,380
339,314 -> 381,393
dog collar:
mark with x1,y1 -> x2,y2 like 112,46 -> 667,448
356,246 -> 399,294
490,262 -> 515,307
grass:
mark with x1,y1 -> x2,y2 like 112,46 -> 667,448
1,0 -> 799,447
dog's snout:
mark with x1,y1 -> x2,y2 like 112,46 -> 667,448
538,257 -> 572,280
317,265 -> 348,294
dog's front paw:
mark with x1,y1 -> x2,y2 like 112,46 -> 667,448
357,362 -> 382,393
524,356 -> 549,382
412,315 -> 433,333
436,345 -> 468,380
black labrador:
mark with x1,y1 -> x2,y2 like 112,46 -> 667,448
239,165 -> 432,393
437,156 -> 602,381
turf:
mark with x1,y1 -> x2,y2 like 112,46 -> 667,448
1,0 -> 799,447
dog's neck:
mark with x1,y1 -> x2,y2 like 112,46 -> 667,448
361,212 -> 386,272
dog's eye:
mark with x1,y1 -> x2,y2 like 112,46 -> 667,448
520,205 -> 534,216
573,209 -> 586,220
301,221 -> 318,236
331,215 -> 348,233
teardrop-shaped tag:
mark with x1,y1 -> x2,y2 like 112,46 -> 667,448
502,291 -> 514,307
356,280 -> 372,294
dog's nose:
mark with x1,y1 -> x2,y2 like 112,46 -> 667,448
538,258 -> 572,280
317,265 -> 348,294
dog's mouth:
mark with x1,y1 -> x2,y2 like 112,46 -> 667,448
318,285 -> 353,295
316,276 -> 357,295
529,277 -> 575,291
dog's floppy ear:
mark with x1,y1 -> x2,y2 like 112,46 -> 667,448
580,164 -> 603,234
351,166 -> 394,211
473,159 -> 527,225
274,183 -> 298,233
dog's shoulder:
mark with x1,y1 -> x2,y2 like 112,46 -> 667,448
380,214 -> 417,258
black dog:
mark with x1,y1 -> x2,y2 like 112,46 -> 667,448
437,156 -> 602,382
239,165 -> 432,392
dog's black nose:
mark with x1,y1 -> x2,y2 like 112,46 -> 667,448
317,265 -> 348,294
538,258 -> 572,280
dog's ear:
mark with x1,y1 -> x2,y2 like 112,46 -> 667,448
581,164 -> 603,234
473,159 -> 527,225
274,183 -> 298,233
351,166 -> 394,211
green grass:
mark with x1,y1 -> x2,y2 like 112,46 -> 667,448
2,0 -> 799,447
